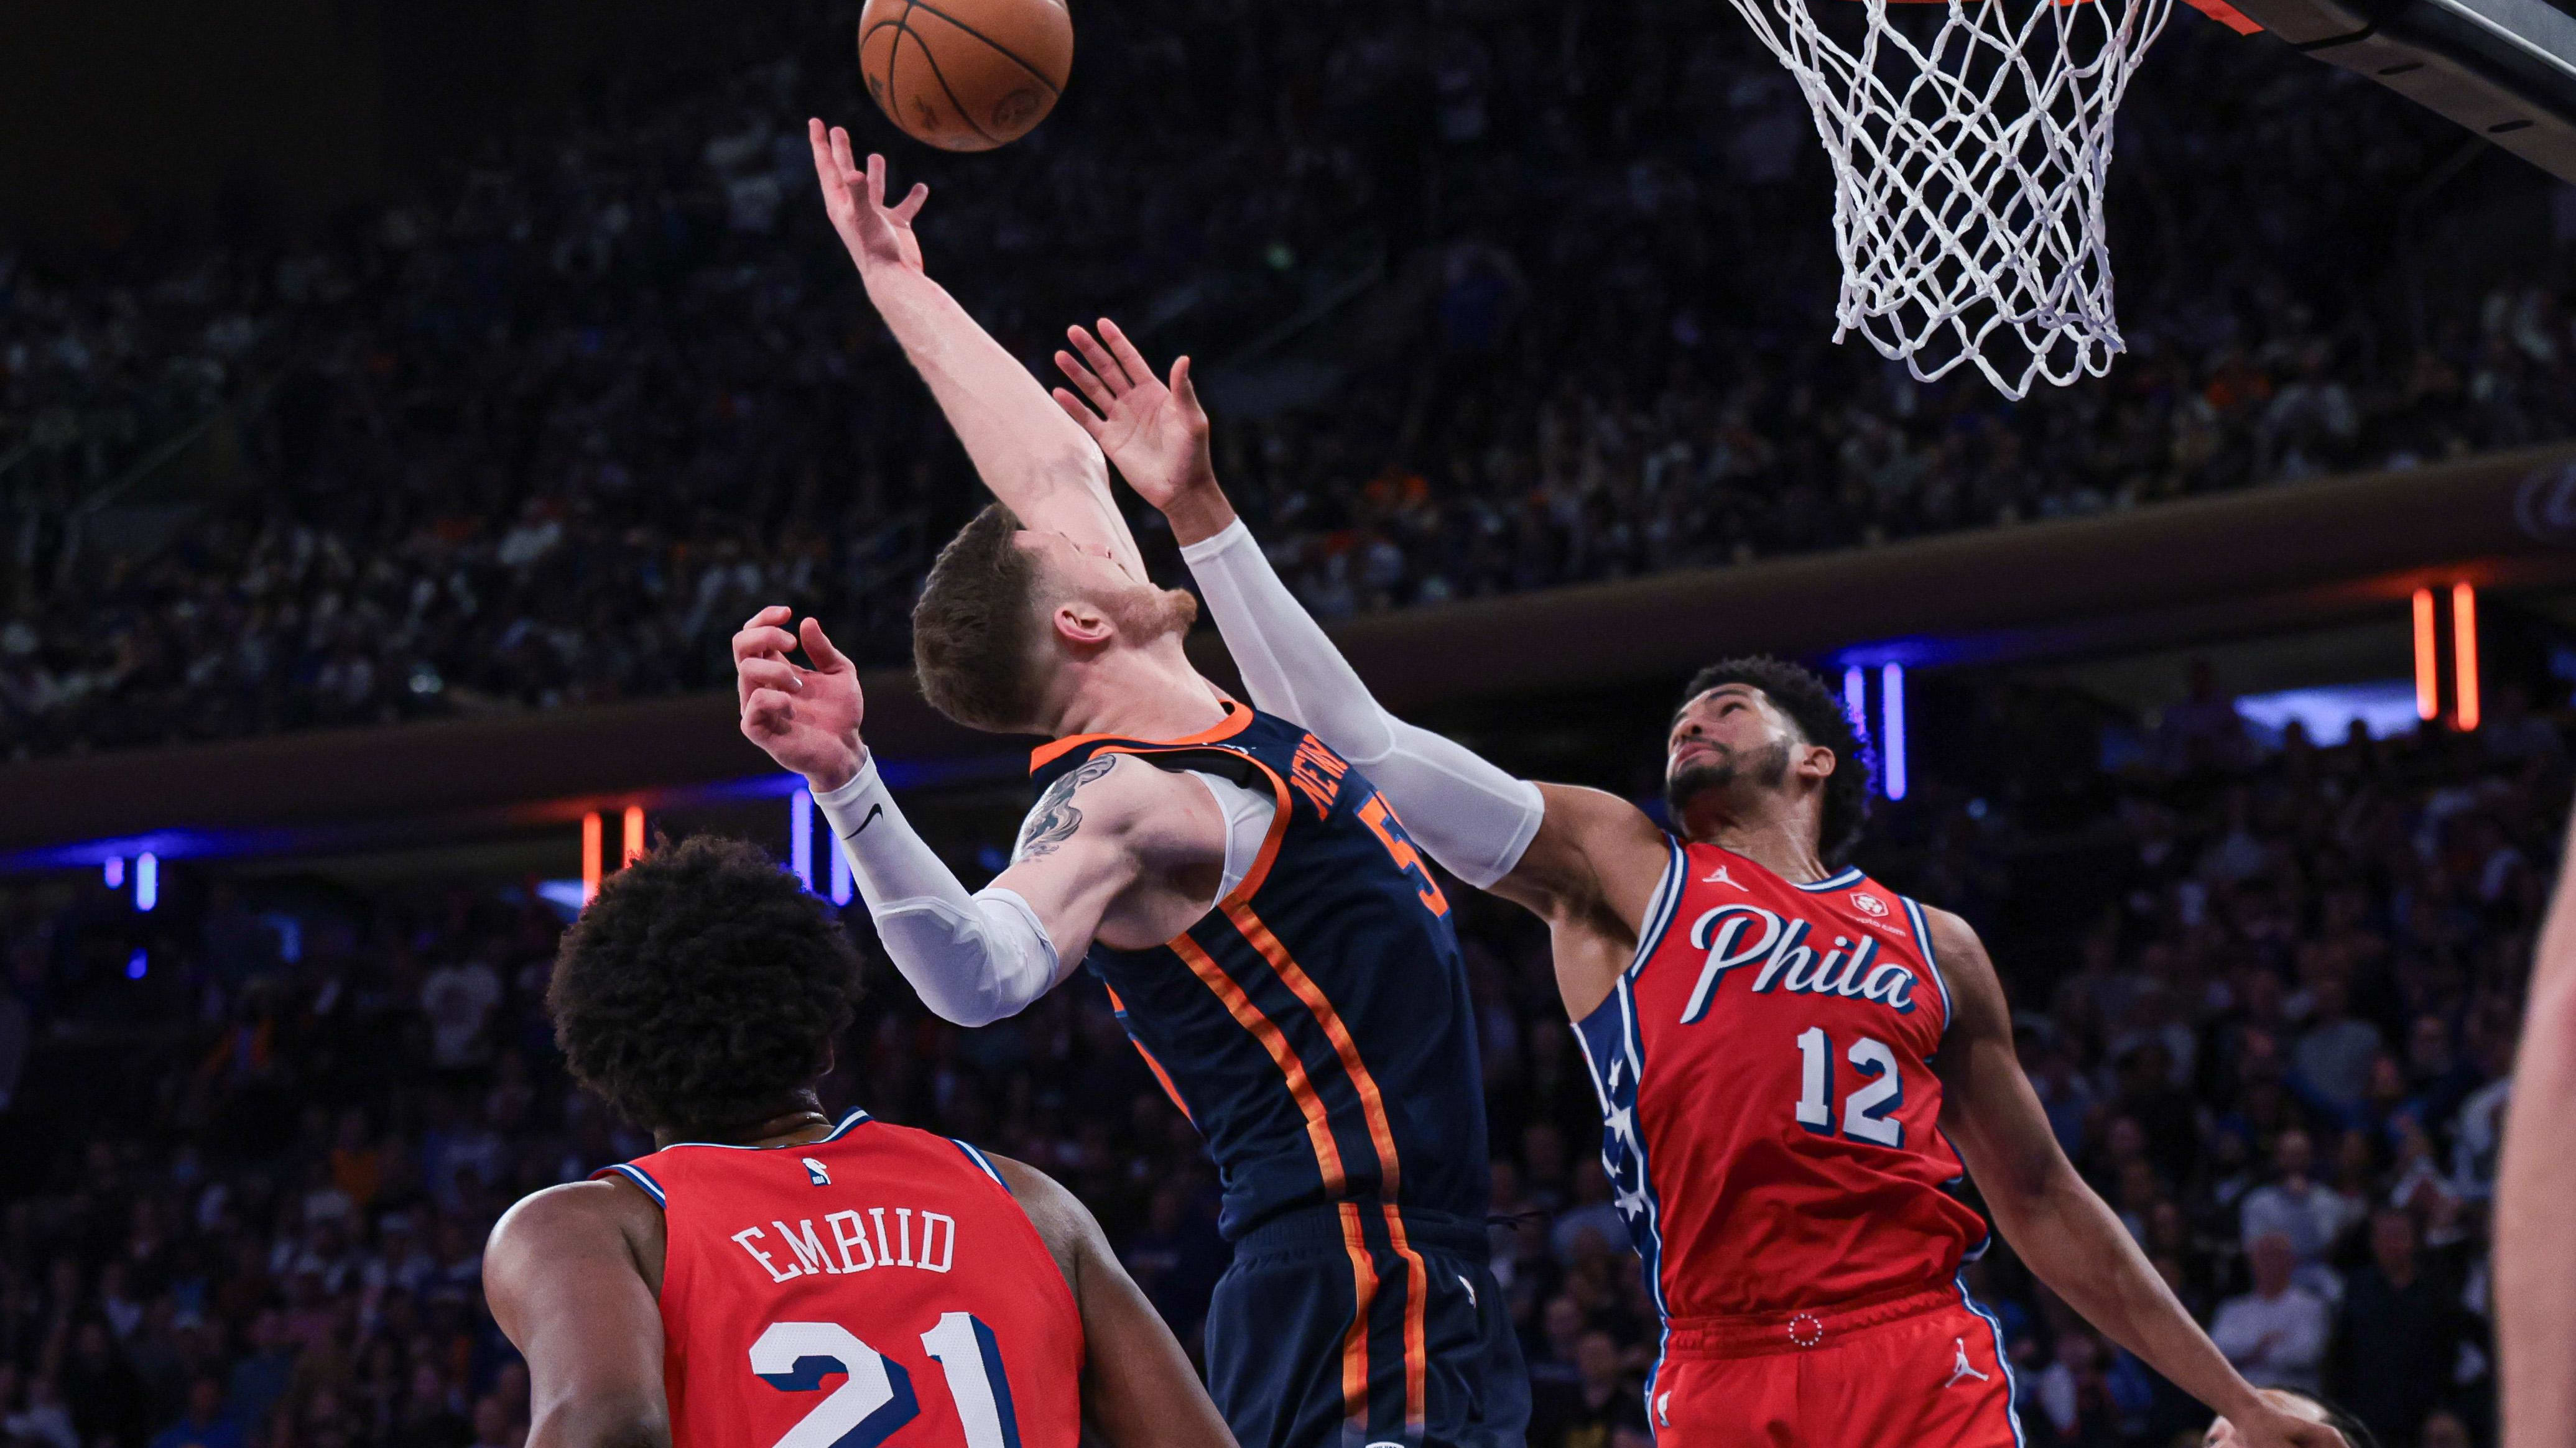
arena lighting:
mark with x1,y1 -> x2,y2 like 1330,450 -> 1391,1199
581,813 -> 604,904
126,949 -> 147,980
622,806 -> 646,867
1843,666 -> 1867,734
135,852 -> 159,912
2453,583 -> 2481,731
790,788 -> 816,890
1881,664 -> 1909,801
829,829 -> 854,906
2413,588 -> 2439,721
103,857 -> 123,888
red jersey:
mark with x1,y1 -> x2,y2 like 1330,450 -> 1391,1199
1574,841 -> 1990,1327
596,1112 -> 1083,1448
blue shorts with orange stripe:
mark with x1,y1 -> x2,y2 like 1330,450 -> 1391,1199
1206,1205 -> 1528,1448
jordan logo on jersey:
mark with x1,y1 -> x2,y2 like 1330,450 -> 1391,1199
1944,1339 -> 1991,1387
1675,903 -> 1920,1023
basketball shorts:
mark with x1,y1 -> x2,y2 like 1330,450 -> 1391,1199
1205,1204 -> 1529,1448
1648,1284 -> 2021,1448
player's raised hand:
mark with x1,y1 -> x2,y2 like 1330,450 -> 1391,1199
734,605 -> 867,791
1051,318 -> 1213,510
807,120 -> 928,279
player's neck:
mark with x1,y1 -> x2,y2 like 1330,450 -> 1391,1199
1687,804 -> 1829,883
1044,636 -> 1230,742
655,1098 -> 836,1151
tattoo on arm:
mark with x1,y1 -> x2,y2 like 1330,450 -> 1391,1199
1017,757 -> 1117,861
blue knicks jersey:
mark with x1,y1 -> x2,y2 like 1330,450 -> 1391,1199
1030,701 -> 1489,1239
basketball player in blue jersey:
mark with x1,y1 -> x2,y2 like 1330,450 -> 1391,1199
725,122 -> 1527,1448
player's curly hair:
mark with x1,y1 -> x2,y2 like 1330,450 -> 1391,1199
547,834 -> 863,1137
1676,656 -> 1874,865
914,502 -> 1047,732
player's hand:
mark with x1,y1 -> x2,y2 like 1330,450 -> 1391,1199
734,605 -> 867,791
808,120 -> 927,279
1051,319 -> 1213,510
2207,1403 -> 2350,1448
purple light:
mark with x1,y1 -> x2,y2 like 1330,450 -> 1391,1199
1881,664 -> 1908,801
1843,666 -> 1866,736
829,831 -> 853,907
136,852 -> 159,911
103,857 -> 124,888
790,786 -> 815,891
126,948 -> 147,980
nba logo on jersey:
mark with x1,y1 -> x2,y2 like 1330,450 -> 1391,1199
802,1157 -> 830,1186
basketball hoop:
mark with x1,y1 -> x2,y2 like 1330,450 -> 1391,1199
1726,0 -> 2176,398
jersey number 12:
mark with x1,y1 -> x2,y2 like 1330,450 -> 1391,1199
750,1314 -> 1022,1448
1793,1026 -> 1905,1147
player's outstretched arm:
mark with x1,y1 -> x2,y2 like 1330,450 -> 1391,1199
2498,810 -> 2576,1448
988,1156 -> 1238,1448
805,121 -> 1144,579
1051,321 -> 1556,893
1927,911 -> 2345,1448
485,1181 -> 671,1448
736,607 -> 1223,1022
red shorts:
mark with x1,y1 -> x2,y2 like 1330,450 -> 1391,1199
1648,1286 -> 2020,1448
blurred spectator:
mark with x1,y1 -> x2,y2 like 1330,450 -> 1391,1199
1527,1330 -> 1645,1448
2327,1210 -> 2470,1448
2238,1130 -> 2348,1294
2211,1232 -> 2331,1393
147,1376 -> 245,1448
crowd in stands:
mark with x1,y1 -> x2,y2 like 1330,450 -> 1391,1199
0,665 -> 2555,1448
5,0 -> 2576,759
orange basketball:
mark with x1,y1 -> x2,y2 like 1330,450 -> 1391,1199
858,0 -> 1073,152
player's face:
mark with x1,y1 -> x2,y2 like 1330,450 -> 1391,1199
1664,685 -> 1798,820
1667,686 -> 1795,782
1018,531 -> 1198,643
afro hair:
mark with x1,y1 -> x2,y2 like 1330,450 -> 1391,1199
1675,656 -> 1874,865
548,834 -> 863,1137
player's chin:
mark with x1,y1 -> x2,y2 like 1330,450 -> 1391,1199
1664,762 -> 1731,816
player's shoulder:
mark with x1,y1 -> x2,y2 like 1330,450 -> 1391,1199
486,1178 -> 661,1270
1020,749 -> 1216,855
975,1153 -> 1090,1301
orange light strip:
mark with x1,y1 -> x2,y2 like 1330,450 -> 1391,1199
2412,588 -> 2439,721
2452,583 -> 2480,731
581,812 -> 604,903
622,805 -> 647,867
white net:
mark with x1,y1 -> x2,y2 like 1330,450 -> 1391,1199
1726,0 -> 2176,398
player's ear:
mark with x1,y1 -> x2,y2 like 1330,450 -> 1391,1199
1800,744 -> 1837,781
1052,600 -> 1113,648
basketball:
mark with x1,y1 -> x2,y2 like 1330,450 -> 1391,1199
858,0 -> 1072,152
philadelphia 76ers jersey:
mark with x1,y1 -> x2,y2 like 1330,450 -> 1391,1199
1575,841 -> 1990,1323
595,1112 -> 1082,1448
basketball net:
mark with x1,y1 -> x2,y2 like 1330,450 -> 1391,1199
1728,0 -> 2175,398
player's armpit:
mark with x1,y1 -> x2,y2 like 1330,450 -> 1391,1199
484,1180 -> 671,1448
987,1156 -> 1238,1448
1514,785 -> 1673,1017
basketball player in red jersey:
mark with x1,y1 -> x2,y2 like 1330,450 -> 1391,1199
1047,331 -> 2351,1448
481,836 -> 1232,1448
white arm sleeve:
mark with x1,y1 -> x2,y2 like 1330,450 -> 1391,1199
813,755 -> 1067,1027
1180,518 -> 1544,888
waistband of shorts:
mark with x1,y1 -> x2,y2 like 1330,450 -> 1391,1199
1661,1285 -> 1960,1359
1231,1201 -> 1493,1260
